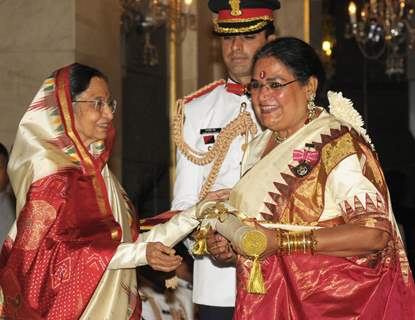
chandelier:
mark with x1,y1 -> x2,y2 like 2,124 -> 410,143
121,0 -> 196,66
345,0 -> 415,76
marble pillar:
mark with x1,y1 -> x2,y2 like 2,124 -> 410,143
276,0 -> 310,41
0,0 -> 74,151
0,0 -> 122,177
178,2 -> 198,97
276,0 -> 322,48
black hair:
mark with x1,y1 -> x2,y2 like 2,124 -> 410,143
0,143 -> 9,165
264,23 -> 275,38
69,63 -> 108,101
253,37 -> 326,105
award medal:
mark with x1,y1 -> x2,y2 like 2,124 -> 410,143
292,161 -> 312,177
241,230 -> 267,257
291,143 -> 319,178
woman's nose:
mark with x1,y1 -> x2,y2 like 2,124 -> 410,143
258,84 -> 272,100
102,105 -> 114,120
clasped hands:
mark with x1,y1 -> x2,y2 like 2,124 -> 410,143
206,220 -> 278,263
146,242 -> 182,272
144,188 -> 233,272
144,188 -> 278,271
204,188 -> 278,262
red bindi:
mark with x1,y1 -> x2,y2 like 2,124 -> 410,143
259,71 -> 266,79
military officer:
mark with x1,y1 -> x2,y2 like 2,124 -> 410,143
171,1 -> 281,319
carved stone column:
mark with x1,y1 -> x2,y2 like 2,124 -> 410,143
0,0 -> 122,177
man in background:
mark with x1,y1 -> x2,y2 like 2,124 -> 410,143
171,1 -> 280,318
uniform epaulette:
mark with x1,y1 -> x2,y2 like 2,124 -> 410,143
183,79 -> 226,104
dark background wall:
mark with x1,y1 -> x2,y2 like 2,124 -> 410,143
122,27 -> 171,218
325,0 -> 415,267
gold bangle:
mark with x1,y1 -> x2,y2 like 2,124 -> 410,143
303,232 -> 309,252
278,230 -> 318,256
310,230 -> 318,254
280,230 -> 292,256
286,232 -> 291,255
275,228 -> 281,255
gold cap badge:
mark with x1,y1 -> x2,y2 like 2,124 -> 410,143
229,0 -> 242,16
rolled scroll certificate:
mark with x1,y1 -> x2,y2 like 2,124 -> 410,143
196,200 -> 267,256
216,213 -> 267,257
196,200 -> 268,294
196,201 -> 267,294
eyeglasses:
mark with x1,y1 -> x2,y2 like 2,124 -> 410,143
73,98 -> 117,114
247,79 -> 298,94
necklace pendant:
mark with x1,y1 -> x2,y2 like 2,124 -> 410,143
273,132 -> 287,144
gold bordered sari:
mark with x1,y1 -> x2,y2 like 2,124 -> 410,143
0,65 -> 140,319
229,108 -> 415,319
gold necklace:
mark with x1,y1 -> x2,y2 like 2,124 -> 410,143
272,131 -> 287,144
306,106 -> 318,123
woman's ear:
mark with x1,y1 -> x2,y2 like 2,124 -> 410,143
266,34 -> 277,42
306,77 -> 318,99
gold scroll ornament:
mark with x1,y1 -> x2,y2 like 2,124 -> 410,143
194,200 -> 267,294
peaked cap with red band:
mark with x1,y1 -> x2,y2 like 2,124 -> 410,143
208,0 -> 280,36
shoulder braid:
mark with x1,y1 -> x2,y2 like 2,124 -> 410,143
172,81 -> 257,199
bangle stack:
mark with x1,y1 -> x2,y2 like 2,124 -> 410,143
275,229 -> 317,255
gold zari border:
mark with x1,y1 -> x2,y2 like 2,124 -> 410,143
213,20 -> 270,34
216,16 -> 273,23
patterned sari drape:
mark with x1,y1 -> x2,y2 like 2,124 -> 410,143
229,109 -> 415,319
0,65 -> 140,319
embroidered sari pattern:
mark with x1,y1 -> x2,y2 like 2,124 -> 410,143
229,111 -> 415,319
0,65 -> 140,319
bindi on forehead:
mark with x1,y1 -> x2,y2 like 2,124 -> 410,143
259,71 -> 266,79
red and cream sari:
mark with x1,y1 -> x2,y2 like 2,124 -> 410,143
0,65 -> 140,319
230,106 -> 415,319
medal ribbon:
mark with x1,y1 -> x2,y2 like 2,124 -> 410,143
293,149 -> 319,165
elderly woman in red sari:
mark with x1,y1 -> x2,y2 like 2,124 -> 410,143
0,63 -> 199,319
208,37 -> 415,319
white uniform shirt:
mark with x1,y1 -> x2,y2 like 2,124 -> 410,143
172,79 -> 260,307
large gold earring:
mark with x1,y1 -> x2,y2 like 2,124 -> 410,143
307,93 -> 317,121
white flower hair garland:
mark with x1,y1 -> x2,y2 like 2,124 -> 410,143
328,91 -> 375,151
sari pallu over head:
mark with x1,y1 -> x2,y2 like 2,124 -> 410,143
0,64 -> 140,319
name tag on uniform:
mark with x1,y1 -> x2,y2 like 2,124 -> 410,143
200,128 -> 221,145
200,128 -> 222,134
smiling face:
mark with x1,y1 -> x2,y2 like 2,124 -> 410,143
221,31 -> 268,85
73,77 -> 114,147
251,56 -> 317,137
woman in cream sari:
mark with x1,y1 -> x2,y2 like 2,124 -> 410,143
208,37 -> 415,319
0,63 -> 198,319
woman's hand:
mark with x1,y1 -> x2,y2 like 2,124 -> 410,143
256,223 -> 279,259
146,242 -> 182,272
236,219 -> 278,260
204,188 -> 232,201
206,229 -> 236,264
